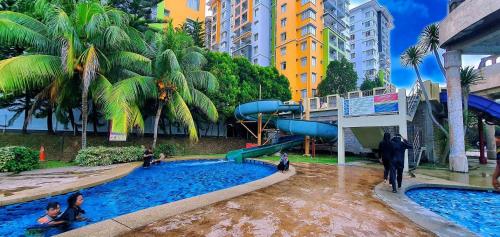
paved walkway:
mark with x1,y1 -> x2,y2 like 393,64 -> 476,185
122,163 -> 433,237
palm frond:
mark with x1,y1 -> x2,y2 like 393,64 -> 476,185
125,26 -> 152,56
182,50 -> 206,70
166,92 -> 198,141
190,88 -> 218,122
102,25 -> 131,49
460,66 -> 484,88
110,76 -> 156,105
80,45 -> 99,91
108,51 -> 152,76
0,11 -> 48,35
61,33 -> 75,75
400,46 -> 425,67
46,7 -> 73,37
185,70 -> 218,93
419,23 -> 440,53
0,55 -> 62,92
158,49 -> 180,73
169,70 -> 191,102
129,104 -> 144,133
0,19 -> 51,52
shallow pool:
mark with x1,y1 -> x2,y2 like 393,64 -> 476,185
0,160 -> 276,236
406,187 -> 500,237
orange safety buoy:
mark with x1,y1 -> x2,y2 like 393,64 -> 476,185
39,145 -> 46,162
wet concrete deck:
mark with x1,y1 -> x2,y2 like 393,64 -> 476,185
121,163 -> 434,237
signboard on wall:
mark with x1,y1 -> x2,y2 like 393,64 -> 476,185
374,93 -> 399,113
344,93 -> 399,116
348,96 -> 375,116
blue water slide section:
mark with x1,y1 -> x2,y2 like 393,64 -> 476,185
440,92 -> 500,124
226,100 -> 338,161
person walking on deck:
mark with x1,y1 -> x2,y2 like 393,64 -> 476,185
390,134 -> 412,193
378,133 -> 393,184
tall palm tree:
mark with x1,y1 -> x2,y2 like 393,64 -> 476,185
98,24 -> 218,148
0,1 -> 148,148
460,66 -> 484,131
401,46 -> 448,136
419,23 -> 445,76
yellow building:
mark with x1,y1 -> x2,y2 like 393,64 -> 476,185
154,0 -> 205,27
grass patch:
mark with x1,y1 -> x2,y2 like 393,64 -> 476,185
257,153 -> 363,164
39,160 -> 76,169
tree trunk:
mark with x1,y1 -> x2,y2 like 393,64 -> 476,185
47,103 -> 54,134
433,49 -> 446,77
22,93 -> 30,134
68,108 -> 77,135
152,102 -> 164,149
92,103 -> 98,135
415,66 -> 449,137
81,87 -> 89,149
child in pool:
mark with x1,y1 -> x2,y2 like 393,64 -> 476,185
57,192 -> 86,223
37,202 -> 64,225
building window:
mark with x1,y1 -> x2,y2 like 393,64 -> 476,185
301,0 -> 316,5
280,46 -> 286,55
281,18 -> 287,27
254,9 -> 258,17
301,89 -> 307,99
301,9 -> 316,20
300,73 -> 307,83
187,0 -> 200,10
311,41 -> 316,51
254,45 -> 258,53
280,32 -> 286,41
350,25 -> 354,31
281,3 -> 287,13
300,41 -> 307,51
351,44 -> 355,50
301,57 -> 307,66
364,21 -> 371,27
351,53 -> 355,59
312,89 -> 317,97
311,73 -> 317,84
253,58 -> 258,64
254,33 -> 258,41
350,34 -> 355,40
300,24 -> 316,36
280,61 -> 286,70
365,11 -> 372,18
312,57 -> 316,67
164,9 -> 170,17
350,16 -> 354,21
364,30 -> 371,37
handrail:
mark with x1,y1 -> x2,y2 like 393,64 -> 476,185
407,82 -> 421,119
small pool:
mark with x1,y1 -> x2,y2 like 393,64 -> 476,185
406,187 -> 500,237
0,160 -> 276,236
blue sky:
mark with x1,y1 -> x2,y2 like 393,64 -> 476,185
351,0 -> 483,88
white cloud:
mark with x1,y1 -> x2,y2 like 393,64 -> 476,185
462,55 -> 487,68
350,0 -> 370,9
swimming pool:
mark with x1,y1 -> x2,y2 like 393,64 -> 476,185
406,187 -> 500,237
0,159 -> 276,236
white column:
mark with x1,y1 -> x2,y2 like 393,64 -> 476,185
444,50 -> 468,172
486,124 -> 497,160
337,98 -> 345,164
398,89 -> 409,172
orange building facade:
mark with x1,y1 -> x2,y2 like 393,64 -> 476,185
161,0 -> 206,26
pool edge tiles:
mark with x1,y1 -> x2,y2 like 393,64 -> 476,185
56,160 -> 294,237
374,178 -> 480,237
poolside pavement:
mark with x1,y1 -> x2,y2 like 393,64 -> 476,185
121,163 -> 434,237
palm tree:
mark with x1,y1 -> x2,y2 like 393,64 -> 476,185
419,23 -> 445,76
401,46 -> 448,137
460,66 -> 484,131
0,1 -> 148,148
99,24 -> 218,148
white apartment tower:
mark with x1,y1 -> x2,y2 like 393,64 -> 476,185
209,0 -> 272,66
349,0 -> 393,85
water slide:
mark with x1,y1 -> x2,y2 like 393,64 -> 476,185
440,92 -> 500,125
226,100 -> 338,162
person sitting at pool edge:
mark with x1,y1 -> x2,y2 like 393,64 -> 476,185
151,153 -> 165,165
57,192 -> 86,223
493,152 -> 500,190
277,152 -> 289,172
37,202 -> 64,225
143,145 -> 154,168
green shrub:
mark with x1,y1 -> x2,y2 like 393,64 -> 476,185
154,143 -> 182,158
75,146 -> 143,166
0,146 -> 39,173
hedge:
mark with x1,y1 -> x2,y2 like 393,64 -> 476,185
0,146 -> 39,173
75,146 -> 143,166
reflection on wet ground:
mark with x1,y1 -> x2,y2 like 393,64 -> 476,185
122,163 -> 433,237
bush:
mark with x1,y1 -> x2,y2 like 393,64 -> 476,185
75,146 -> 143,166
154,143 -> 182,158
0,146 -> 39,173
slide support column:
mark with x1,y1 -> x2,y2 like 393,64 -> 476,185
338,98 -> 345,164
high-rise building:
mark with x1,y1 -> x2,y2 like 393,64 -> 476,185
205,16 -> 213,48
154,0 -> 206,27
209,0 -> 272,66
349,0 -> 393,85
275,0 -> 350,101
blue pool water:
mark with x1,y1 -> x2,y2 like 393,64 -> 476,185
0,160 -> 275,236
406,187 -> 500,237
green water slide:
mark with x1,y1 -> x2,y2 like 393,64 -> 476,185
226,100 -> 338,162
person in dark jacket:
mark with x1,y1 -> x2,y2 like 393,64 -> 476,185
378,133 -> 393,184
57,192 -> 85,223
390,134 -> 413,193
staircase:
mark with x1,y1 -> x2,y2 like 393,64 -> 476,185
407,82 -> 422,120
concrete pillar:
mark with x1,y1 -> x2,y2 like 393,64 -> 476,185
398,89 -> 409,172
486,123 -> 497,159
337,98 -> 345,165
444,50 -> 468,172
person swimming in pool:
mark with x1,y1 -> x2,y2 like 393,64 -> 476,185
493,152 -> 500,190
57,192 -> 86,223
37,202 -> 64,226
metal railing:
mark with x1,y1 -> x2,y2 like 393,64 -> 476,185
407,82 -> 422,119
